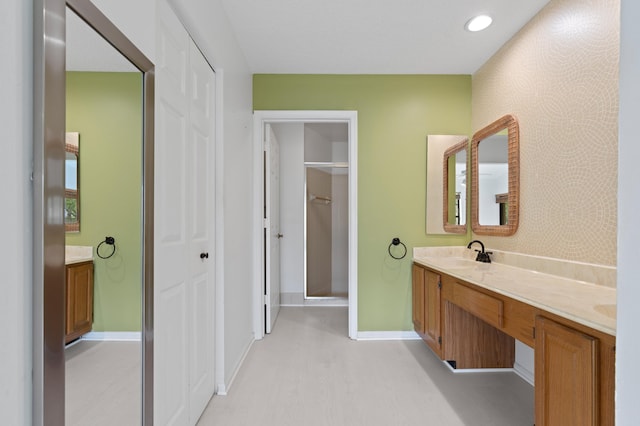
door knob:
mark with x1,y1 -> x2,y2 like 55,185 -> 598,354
277,233 -> 284,239
200,252 -> 209,259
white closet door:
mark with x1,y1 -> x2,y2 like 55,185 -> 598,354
155,1 -> 215,424
155,1 -> 189,423
187,40 -> 216,421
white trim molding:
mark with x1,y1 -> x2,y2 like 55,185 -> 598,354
356,331 -> 422,341
81,331 -> 142,341
513,361 -> 535,386
253,110 -> 359,340
442,361 -> 517,375
217,336 -> 254,396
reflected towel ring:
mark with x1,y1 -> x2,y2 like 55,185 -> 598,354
388,237 -> 407,260
97,236 -> 116,259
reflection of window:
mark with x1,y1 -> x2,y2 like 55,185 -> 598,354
65,132 -> 80,232
65,192 -> 78,221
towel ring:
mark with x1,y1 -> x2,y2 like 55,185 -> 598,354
388,237 -> 407,260
97,236 -> 116,259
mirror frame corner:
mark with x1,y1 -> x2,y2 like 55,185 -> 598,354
442,138 -> 468,234
470,114 -> 520,236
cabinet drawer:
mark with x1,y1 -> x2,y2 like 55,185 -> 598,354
451,282 -> 503,329
503,298 -> 536,347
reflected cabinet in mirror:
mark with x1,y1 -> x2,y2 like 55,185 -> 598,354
471,114 -> 519,236
65,132 -> 80,232
443,139 -> 468,233
426,135 -> 468,234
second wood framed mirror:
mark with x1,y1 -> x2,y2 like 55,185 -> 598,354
470,114 -> 519,236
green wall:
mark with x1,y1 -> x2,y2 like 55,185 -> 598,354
254,74 -> 473,331
65,71 -> 143,332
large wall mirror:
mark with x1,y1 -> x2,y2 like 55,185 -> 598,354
35,0 -> 154,424
426,135 -> 468,234
470,114 -> 519,236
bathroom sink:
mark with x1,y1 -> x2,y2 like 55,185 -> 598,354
65,245 -> 93,265
424,257 -> 478,269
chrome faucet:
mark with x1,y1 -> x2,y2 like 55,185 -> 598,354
467,240 -> 492,263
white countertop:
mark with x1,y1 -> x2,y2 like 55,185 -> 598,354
413,247 -> 616,336
65,245 -> 93,265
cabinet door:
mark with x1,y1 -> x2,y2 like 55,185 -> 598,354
412,264 -> 425,335
424,270 -> 442,356
535,316 -> 598,426
65,262 -> 94,343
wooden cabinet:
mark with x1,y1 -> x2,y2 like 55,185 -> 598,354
535,316 -> 598,426
412,264 -> 442,356
412,264 -> 425,334
65,261 -> 94,343
411,262 -> 615,425
440,275 -> 514,369
424,269 -> 442,356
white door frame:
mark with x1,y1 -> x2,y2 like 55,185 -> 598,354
252,110 -> 358,340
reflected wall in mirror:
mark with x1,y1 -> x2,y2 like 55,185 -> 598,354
426,135 -> 468,234
65,132 -> 80,232
65,3 -> 144,425
443,139 -> 468,233
471,114 -> 519,236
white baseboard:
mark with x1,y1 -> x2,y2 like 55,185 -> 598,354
81,331 -> 141,341
356,331 -> 422,341
514,340 -> 535,385
442,360 -> 515,375
281,292 -> 348,307
441,359 -> 535,386
216,336 -> 254,396
513,361 -> 535,385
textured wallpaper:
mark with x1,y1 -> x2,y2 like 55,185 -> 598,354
472,0 -> 620,266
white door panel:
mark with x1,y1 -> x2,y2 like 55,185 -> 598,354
156,1 -> 190,423
187,40 -> 215,421
265,125 -> 281,333
156,284 -> 189,425
189,272 -> 211,419
156,1 -> 215,424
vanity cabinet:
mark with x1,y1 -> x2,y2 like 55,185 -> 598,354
412,262 -> 615,426
534,315 -> 616,426
65,261 -> 94,343
412,264 -> 425,334
412,264 -> 442,356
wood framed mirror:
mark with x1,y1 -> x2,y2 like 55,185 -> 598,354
425,135 -> 468,234
471,114 -> 519,236
442,138 -> 468,233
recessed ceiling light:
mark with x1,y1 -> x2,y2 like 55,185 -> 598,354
465,15 -> 493,32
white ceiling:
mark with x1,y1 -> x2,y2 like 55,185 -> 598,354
66,0 -> 551,74
219,0 -> 551,74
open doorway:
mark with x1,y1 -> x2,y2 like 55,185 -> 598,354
253,111 -> 358,340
